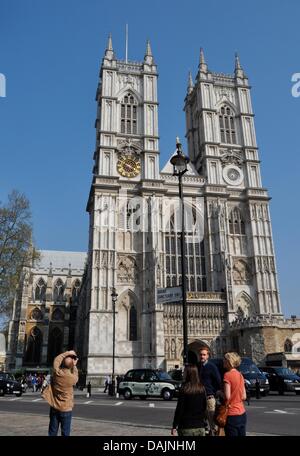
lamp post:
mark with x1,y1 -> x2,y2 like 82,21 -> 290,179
170,137 -> 190,366
110,287 -> 118,396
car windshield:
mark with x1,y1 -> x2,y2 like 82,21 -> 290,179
156,371 -> 172,381
0,373 -> 15,380
274,368 -> 295,376
239,363 -> 261,375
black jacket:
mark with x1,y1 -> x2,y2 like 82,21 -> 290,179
172,389 -> 207,429
198,361 -> 222,396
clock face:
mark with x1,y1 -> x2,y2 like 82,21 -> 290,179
117,155 -> 141,178
222,164 -> 244,186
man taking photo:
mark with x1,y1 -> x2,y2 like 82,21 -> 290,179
42,350 -> 78,436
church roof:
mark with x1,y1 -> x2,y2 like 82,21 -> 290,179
34,250 -> 87,273
160,151 -> 200,176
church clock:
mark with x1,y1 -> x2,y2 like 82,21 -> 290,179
117,155 -> 141,178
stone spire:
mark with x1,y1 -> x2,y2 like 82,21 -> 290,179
199,47 -> 208,73
144,39 -> 154,64
104,33 -> 114,60
187,71 -> 194,94
234,52 -> 245,78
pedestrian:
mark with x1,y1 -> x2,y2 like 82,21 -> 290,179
255,377 -> 261,399
103,375 -> 110,393
171,364 -> 207,437
245,381 -> 251,405
31,374 -> 37,392
87,381 -> 92,398
197,347 -> 222,435
223,352 -> 247,436
42,350 -> 78,436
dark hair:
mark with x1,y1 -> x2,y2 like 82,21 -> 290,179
182,364 -> 205,395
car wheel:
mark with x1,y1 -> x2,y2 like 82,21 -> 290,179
15,392 -> 22,397
162,388 -> 173,401
0,389 -> 4,397
123,388 -> 132,400
296,391 -> 300,395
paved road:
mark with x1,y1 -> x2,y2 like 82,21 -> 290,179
0,390 -> 299,435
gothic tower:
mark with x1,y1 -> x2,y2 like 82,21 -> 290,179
184,49 -> 282,322
82,36 -> 164,381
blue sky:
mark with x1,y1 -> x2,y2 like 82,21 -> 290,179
0,0 -> 299,317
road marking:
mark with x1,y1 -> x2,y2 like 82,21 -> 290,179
84,401 -> 93,404
32,398 -> 42,402
9,398 -> 20,401
265,409 -> 295,415
149,403 -> 155,408
115,402 -> 123,406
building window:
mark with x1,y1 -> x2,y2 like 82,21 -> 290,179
71,279 -> 81,303
129,305 -> 137,341
53,279 -> 64,303
30,307 -> 43,321
229,208 -> 245,235
35,278 -> 46,302
165,208 -> 206,291
24,326 -> 43,365
120,92 -> 138,135
47,327 -> 63,365
52,308 -> 64,321
219,105 -> 236,144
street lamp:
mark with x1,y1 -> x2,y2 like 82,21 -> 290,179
170,137 -> 190,366
110,287 -> 118,396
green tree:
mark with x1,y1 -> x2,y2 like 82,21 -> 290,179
0,190 -> 39,330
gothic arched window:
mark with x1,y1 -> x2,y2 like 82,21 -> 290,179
53,279 -> 64,303
35,278 -> 46,302
219,105 -> 236,144
30,307 -> 43,321
71,279 -> 81,303
165,208 -> 206,291
229,208 -> 245,235
129,305 -> 137,341
120,92 -> 137,135
24,326 -> 43,365
47,327 -> 63,365
52,308 -> 64,321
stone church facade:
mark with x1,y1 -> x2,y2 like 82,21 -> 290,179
76,37 -> 285,383
6,251 -> 86,370
6,37 -> 300,377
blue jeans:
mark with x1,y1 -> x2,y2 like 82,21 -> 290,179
225,412 -> 247,436
48,407 -> 72,436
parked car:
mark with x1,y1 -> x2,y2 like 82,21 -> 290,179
259,366 -> 300,395
119,369 -> 181,401
210,357 -> 270,396
168,368 -> 183,382
0,372 -> 23,397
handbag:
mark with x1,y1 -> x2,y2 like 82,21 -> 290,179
215,403 -> 229,428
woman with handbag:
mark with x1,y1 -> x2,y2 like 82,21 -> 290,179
171,364 -> 207,437
222,352 -> 247,436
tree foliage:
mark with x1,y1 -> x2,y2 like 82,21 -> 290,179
0,190 -> 39,327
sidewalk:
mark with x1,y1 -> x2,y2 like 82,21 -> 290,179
0,412 -> 170,436
0,412 -> 276,436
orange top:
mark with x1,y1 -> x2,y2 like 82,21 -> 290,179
223,369 -> 245,416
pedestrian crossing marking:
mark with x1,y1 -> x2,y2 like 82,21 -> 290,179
84,400 -> 93,404
32,398 -> 42,402
115,402 -> 123,406
149,403 -> 155,407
